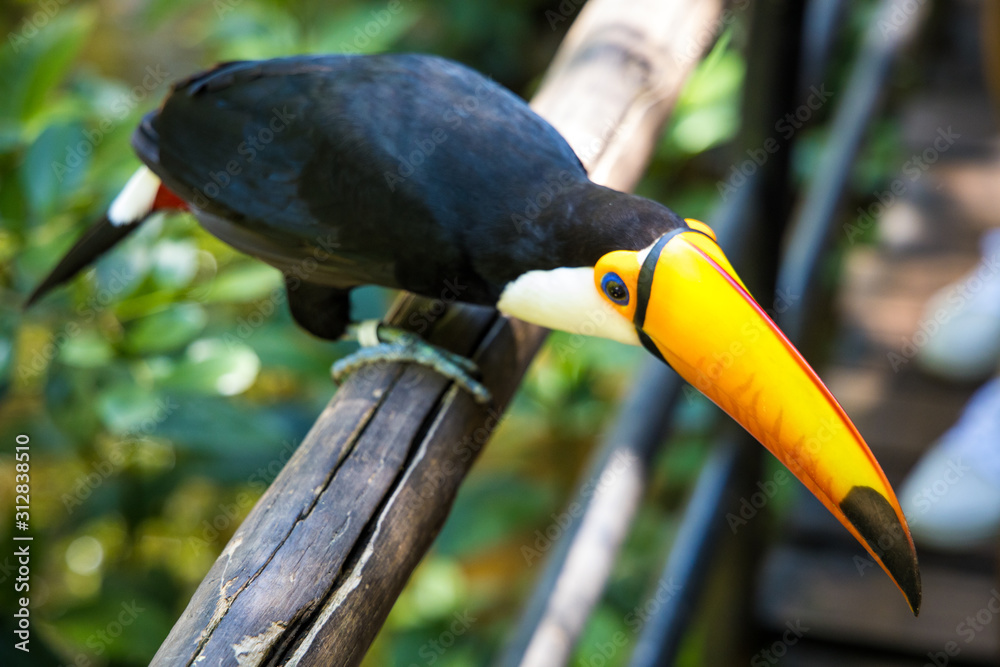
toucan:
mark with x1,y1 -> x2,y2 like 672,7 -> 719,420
27,53 -> 920,614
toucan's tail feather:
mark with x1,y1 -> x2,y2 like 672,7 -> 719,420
24,215 -> 144,307
25,166 -> 183,308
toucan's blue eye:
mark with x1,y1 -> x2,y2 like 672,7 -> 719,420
601,272 -> 629,305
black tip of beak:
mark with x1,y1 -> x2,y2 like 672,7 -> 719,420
839,486 -> 922,616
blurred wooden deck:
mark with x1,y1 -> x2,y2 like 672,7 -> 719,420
753,48 -> 1000,665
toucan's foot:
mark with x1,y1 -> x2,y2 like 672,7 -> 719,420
332,321 -> 492,405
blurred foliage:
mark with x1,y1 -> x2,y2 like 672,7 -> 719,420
0,0 -> 911,665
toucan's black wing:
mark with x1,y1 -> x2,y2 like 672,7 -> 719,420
132,54 -> 590,302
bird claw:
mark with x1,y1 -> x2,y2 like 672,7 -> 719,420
332,323 -> 492,405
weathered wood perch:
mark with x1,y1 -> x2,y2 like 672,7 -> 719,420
152,1 -> 724,664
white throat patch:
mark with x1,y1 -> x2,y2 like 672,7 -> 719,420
108,166 -> 161,226
496,267 -> 640,346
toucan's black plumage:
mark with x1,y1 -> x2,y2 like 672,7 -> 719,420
128,54 -> 684,338
28,52 -> 922,614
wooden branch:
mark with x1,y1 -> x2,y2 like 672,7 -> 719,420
532,0 -> 723,189
152,1 -> 722,664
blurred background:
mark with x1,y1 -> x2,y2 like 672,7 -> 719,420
1,0 -> 997,665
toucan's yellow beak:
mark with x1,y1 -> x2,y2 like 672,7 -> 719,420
595,223 -> 921,615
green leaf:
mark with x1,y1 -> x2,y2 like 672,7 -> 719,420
435,475 -> 553,557
153,394 -> 296,456
59,328 -> 114,368
0,336 -> 11,381
244,321 -> 341,375
202,262 -> 283,303
159,338 -> 260,396
670,105 -> 740,155
679,36 -> 743,107
0,7 -> 97,123
312,5 -> 420,54
92,236 -> 152,302
55,593 -> 170,663
150,239 -> 200,289
126,303 -> 208,354
206,4 -> 300,60
22,121 -> 87,219
660,42 -> 744,158
97,385 -> 168,434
